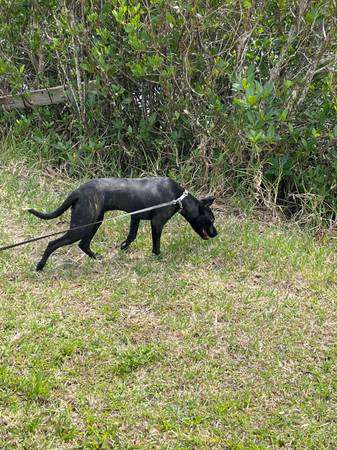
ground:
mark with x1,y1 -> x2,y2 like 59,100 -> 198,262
0,161 -> 337,449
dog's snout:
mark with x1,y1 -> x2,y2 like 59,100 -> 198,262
209,225 -> 218,238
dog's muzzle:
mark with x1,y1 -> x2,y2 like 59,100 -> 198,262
202,226 -> 217,240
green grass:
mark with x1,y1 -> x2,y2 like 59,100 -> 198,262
1,160 -> 337,449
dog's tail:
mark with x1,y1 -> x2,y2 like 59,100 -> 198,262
27,193 -> 77,220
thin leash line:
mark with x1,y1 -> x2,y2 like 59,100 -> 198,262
0,190 -> 189,252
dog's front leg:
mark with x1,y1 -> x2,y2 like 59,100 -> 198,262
121,217 -> 140,251
151,220 -> 164,255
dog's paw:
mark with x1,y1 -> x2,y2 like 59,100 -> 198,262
120,241 -> 129,251
95,254 -> 103,260
36,261 -> 44,271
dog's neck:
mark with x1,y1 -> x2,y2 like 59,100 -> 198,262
179,194 -> 200,221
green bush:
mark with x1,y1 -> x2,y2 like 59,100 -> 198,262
1,0 -> 337,223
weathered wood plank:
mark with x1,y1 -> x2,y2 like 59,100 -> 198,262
0,80 -> 97,111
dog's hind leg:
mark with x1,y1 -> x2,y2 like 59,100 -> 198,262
120,217 -> 140,251
78,213 -> 104,259
35,198 -> 101,271
36,229 -> 84,271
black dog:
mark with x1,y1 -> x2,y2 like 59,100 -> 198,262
28,177 -> 217,271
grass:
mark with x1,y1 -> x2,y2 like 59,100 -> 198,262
1,159 -> 337,449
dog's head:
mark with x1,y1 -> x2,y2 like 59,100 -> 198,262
188,195 -> 218,240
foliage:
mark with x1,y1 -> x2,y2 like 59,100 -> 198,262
0,0 -> 337,222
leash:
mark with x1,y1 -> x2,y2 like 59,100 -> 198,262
0,190 -> 189,252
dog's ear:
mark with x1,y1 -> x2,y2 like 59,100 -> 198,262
199,195 -> 215,207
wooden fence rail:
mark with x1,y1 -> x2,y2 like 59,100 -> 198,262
0,80 -> 97,111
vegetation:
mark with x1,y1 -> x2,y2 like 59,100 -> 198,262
1,159 -> 337,448
1,2 -> 337,447
1,0 -> 337,222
